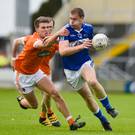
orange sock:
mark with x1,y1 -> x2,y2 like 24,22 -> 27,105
40,112 -> 46,118
66,116 -> 75,126
47,108 -> 53,114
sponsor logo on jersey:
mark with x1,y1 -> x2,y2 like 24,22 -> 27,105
69,38 -> 89,47
37,50 -> 51,57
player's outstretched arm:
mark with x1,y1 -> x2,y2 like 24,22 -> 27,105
33,27 -> 69,48
43,27 -> 69,47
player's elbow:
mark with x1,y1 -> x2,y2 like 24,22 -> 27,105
59,50 -> 66,56
59,50 -> 70,56
13,39 -> 18,45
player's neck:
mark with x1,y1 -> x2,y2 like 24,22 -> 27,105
39,35 -> 45,41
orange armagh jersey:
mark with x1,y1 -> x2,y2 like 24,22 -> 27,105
14,32 -> 57,75
39,43 -> 58,75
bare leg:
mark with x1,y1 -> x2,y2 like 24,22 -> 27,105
37,76 -> 70,118
81,64 -> 107,99
41,93 -> 48,113
78,83 -> 99,113
81,64 -> 118,118
43,93 -> 53,113
18,91 -> 38,109
44,94 -> 51,109
78,83 -> 112,131
40,92 -> 61,127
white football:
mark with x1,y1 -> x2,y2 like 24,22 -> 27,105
92,33 -> 108,50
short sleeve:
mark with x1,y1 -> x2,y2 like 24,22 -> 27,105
59,36 -> 69,41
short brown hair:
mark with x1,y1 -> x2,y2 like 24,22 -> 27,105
70,8 -> 85,18
34,16 -> 55,28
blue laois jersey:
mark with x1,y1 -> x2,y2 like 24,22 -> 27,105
60,23 -> 93,70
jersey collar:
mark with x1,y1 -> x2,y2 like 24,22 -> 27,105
72,23 -> 84,33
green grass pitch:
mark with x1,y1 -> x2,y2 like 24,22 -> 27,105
0,88 -> 135,135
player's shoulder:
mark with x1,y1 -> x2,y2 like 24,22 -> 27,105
27,33 -> 39,43
64,24 -> 70,28
83,23 -> 93,30
24,35 -> 32,42
64,24 -> 72,30
83,23 -> 94,34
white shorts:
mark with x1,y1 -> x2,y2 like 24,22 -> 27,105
14,69 -> 46,94
64,60 -> 94,91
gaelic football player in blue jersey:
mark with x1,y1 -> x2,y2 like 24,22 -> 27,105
59,8 -> 118,131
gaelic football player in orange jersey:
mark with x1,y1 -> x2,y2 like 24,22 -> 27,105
39,44 -> 61,127
11,16 -> 85,130
12,17 -> 60,127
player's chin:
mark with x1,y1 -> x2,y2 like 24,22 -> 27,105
41,33 -> 47,38
70,23 -> 75,27
71,24 -> 79,29
71,24 -> 76,27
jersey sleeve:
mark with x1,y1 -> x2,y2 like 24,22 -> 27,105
88,24 -> 94,39
84,23 -> 94,39
59,35 -> 69,41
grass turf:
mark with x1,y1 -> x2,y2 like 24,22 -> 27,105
0,88 -> 135,135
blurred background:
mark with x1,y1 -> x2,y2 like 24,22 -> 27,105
0,0 -> 135,93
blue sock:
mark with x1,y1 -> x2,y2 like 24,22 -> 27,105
100,96 -> 112,110
94,109 -> 108,123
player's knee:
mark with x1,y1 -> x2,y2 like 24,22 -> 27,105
31,105 -> 38,109
50,90 -> 61,101
31,102 -> 38,109
89,79 -> 98,88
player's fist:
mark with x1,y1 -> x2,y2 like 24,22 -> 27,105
82,39 -> 92,49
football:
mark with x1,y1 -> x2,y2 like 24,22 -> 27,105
92,33 -> 108,50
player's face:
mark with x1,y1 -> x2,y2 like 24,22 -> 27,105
36,21 -> 54,39
69,13 -> 83,29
